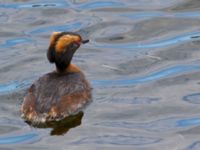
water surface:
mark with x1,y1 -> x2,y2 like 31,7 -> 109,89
0,0 -> 200,149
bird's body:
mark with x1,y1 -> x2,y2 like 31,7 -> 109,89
21,32 -> 92,124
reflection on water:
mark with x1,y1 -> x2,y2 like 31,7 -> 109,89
0,0 -> 200,149
26,112 -> 84,136
49,112 -> 83,136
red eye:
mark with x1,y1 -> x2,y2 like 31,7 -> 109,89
69,42 -> 79,50
74,41 -> 81,45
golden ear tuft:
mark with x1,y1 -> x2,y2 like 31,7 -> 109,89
55,34 -> 81,53
49,32 -> 61,47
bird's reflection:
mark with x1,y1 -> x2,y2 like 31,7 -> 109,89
26,112 -> 84,136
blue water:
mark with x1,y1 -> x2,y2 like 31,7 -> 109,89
0,0 -> 200,149
0,133 -> 39,144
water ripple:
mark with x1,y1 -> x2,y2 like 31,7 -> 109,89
0,79 -> 33,94
0,64 -> 199,94
110,97 -> 160,104
0,2 -> 68,9
29,22 -> 82,34
94,31 -> 200,50
0,117 -> 26,127
183,141 -> 200,150
95,118 -> 177,132
177,118 -> 200,127
124,11 -> 200,20
92,64 -> 200,87
183,93 -> 200,104
0,133 -> 39,144
0,118 -> 41,144
77,1 -> 124,10
73,135 -> 161,145
95,117 -> 200,133
0,38 -> 33,48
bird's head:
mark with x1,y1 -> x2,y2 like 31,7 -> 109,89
47,32 -> 89,72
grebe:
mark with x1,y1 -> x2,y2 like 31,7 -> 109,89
20,32 -> 92,124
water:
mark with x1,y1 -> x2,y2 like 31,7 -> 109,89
0,0 -> 200,149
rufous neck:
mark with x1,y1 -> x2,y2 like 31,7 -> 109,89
56,63 -> 81,74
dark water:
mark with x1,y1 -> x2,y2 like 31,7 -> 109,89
0,0 -> 200,149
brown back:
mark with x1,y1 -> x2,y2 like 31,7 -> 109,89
29,71 -> 91,113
